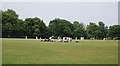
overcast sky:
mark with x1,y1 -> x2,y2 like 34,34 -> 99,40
2,2 -> 118,26
1,0 -> 119,2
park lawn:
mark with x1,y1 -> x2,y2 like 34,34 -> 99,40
2,38 -> 118,64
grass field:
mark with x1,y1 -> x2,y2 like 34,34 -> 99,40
2,38 -> 118,64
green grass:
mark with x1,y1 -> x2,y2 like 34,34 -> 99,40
2,38 -> 118,64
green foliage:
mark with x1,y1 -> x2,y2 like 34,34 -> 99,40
86,22 -> 99,39
86,22 -> 109,39
73,21 -> 87,38
0,10 -> 2,37
1,9 -> 120,39
109,25 -> 120,38
2,9 -> 19,37
48,18 -> 73,37
2,9 -> 47,38
97,21 -> 108,39
12,19 -> 24,37
24,17 -> 46,38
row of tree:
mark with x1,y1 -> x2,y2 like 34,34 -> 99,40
1,9 -> 120,39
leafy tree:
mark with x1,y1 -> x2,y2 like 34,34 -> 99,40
2,9 -> 120,40
2,9 -> 19,37
86,22 -> 99,39
108,25 -> 120,38
0,10 -> 2,37
13,19 -> 24,37
97,21 -> 107,39
73,21 -> 87,38
48,18 -> 73,37
24,17 -> 46,38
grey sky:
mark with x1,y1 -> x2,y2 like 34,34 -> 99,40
1,0 -> 119,2
2,2 -> 118,26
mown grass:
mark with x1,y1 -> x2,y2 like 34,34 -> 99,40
2,38 -> 118,64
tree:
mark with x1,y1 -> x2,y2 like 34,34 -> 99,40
2,9 -> 19,37
73,21 -> 87,38
0,10 -> 2,38
13,19 -> 25,37
24,17 -> 46,38
2,9 -> 120,39
48,18 -> 73,37
86,22 -> 99,39
97,21 -> 107,39
108,25 -> 120,39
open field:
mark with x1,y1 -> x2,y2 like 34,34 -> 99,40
2,38 -> 118,64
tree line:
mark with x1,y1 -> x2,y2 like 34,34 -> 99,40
1,9 -> 120,39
